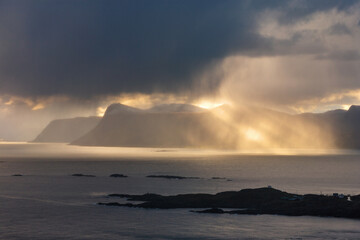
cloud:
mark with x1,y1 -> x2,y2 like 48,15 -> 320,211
327,23 -> 352,35
0,94 -> 99,140
217,53 -> 360,112
0,0 -> 360,141
0,0 -> 358,99
315,50 -> 360,61
0,0 -> 253,98
211,2 -> 360,113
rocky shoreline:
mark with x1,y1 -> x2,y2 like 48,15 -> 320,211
98,187 -> 360,219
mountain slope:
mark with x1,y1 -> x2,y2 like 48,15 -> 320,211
71,104 -> 238,148
35,103 -> 360,149
33,116 -> 101,143
299,105 -> 360,148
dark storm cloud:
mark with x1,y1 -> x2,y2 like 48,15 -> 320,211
274,0 -> 358,24
327,23 -> 352,35
0,0 -> 358,98
315,50 -> 360,61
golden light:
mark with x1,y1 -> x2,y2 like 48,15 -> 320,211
341,105 -> 351,110
193,101 -> 224,110
244,128 -> 263,142
96,107 -> 107,117
31,103 -> 45,111
102,93 -> 189,110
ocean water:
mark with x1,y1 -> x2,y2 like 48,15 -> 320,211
0,143 -> 359,239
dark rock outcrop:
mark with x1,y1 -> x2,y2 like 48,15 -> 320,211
98,187 -> 360,219
146,175 -> 200,180
191,208 -> 226,214
71,173 -> 96,177
109,174 -> 128,178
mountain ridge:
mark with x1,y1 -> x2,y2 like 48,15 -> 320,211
34,103 -> 360,149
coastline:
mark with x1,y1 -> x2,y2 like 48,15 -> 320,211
98,187 -> 360,220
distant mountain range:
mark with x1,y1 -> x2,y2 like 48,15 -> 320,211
33,103 -> 360,149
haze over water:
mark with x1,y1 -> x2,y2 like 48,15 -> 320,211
1,1 -> 360,239
1,143 -> 360,239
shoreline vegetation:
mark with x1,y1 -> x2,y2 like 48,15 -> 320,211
98,187 -> 360,220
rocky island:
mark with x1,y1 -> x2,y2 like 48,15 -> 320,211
146,175 -> 200,180
98,187 -> 360,219
109,174 -> 128,178
71,173 -> 96,177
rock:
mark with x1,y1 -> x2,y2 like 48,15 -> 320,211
109,174 -> 128,178
108,193 -> 162,201
192,208 -> 225,214
98,202 -> 136,208
71,173 -> 96,177
146,175 -> 200,180
100,187 -> 360,219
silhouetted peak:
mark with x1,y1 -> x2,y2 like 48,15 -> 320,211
318,109 -> 347,118
104,103 -> 206,116
345,105 -> 360,121
104,103 -> 142,116
347,105 -> 360,113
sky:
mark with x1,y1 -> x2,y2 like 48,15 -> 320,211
0,0 -> 359,140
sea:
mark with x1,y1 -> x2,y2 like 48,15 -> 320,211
0,143 -> 359,240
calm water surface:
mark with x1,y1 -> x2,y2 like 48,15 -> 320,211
0,143 -> 359,239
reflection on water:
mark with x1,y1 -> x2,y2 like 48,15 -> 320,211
0,143 -> 360,239
1,142 -> 360,159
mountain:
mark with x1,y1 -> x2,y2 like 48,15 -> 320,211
296,105 -> 360,148
33,116 -> 101,143
328,105 -> 360,148
71,103 -> 360,149
71,104 -> 238,148
35,102 -> 360,149
104,103 -> 143,115
210,104 -> 337,149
